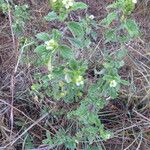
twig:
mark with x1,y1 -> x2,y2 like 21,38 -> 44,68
124,133 -> 140,150
133,109 -> 150,122
3,110 -> 52,148
5,0 -> 16,50
5,0 -> 16,136
0,99 -> 56,134
136,133 -> 143,150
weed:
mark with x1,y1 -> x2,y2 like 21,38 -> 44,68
0,1 -> 30,35
30,0 -> 140,149
0,0 -> 142,149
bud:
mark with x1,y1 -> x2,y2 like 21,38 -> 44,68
89,15 -> 95,20
132,0 -> 137,4
109,80 -> 117,87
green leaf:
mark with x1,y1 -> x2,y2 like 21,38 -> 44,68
83,38 -> 91,48
100,129 -> 112,140
88,113 -> 100,125
118,35 -> 130,43
87,145 -> 102,150
59,45 -> 74,59
91,31 -> 98,41
103,75 -> 114,81
53,67 -> 64,76
124,19 -> 139,37
24,134 -> 34,149
115,49 -> 127,59
105,29 -> 117,42
64,137 -> 76,150
68,37 -> 83,49
69,59 -> 78,70
42,131 -> 53,145
101,12 -> 117,26
31,83 -> 41,91
36,32 -> 50,41
114,60 -> 124,68
44,11 -> 58,21
107,2 -> 118,9
34,45 -> 46,53
121,79 -> 129,85
46,131 -> 52,139
72,2 -> 88,11
68,21 -> 84,38
109,88 -> 118,98
52,29 -> 62,40
58,11 -> 68,21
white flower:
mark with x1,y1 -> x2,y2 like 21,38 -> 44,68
45,39 -> 58,50
62,0 -> 74,9
75,140 -> 79,144
75,75 -> 84,86
89,15 -> 95,20
48,74 -> 53,79
47,59 -> 53,72
62,0 -> 67,5
104,132 -> 111,140
76,80 -> 84,86
52,0 -> 57,2
109,80 -> 117,87
132,0 -> 137,3
65,74 -> 72,83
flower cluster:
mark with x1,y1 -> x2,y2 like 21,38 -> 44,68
89,15 -> 95,20
132,0 -> 137,4
62,0 -> 74,9
51,0 -> 74,9
75,75 -> 84,86
65,74 -> 84,86
52,0 -> 57,2
109,80 -> 117,88
45,39 -> 58,50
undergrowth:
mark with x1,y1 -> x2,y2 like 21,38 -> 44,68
31,0 -> 139,149
1,0 -> 149,150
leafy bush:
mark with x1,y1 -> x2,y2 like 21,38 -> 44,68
30,0 -> 139,149
0,1 -> 29,35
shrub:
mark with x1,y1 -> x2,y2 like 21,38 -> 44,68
31,0 -> 139,149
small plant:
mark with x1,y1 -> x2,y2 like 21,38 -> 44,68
32,0 -> 140,149
12,4 -> 30,35
0,0 -> 9,13
0,1 -> 30,35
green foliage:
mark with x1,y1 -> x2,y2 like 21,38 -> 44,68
43,131 -> 53,145
124,19 -> 139,37
67,16 -> 97,49
0,0 -> 140,149
47,0 -> 88,21
44,11 -> 58,21
107,0 -> 135,15
0,0 -> 9,13
31,0 -> 140,149
36,32 -> 50,41
12,4 -> 30,35
101,12 -> 117,27
24,134 -> 34,149
101,0 -> 139,44
0,1 -> 30,35
59,45 -> 74,59
68,21 -> 84,38
71,2 -> 88,10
